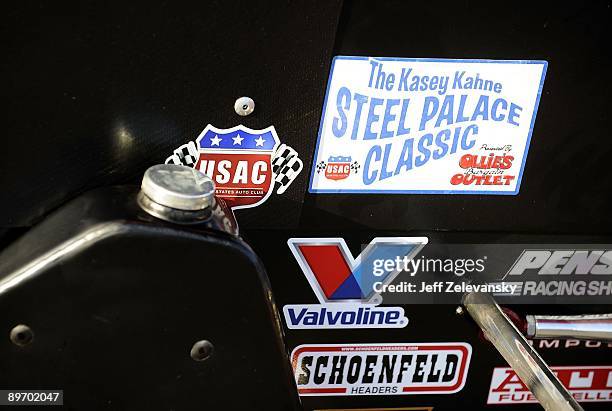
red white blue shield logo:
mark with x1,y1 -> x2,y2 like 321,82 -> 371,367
165,124 -> 303,210
194,125 -> 278,209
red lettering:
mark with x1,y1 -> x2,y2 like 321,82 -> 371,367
493,370 -> 529,392
459,154 -> 514,169
450,173 -> 516,186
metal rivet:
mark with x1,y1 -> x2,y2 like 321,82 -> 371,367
455,306 -> 464,315
234,96 -> 255,116
10,324 -> 34,347
190,340 -> 214,361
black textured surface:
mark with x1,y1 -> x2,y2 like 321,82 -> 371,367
2,3 -> 612,409
301,0 -> 612,235
4,1 -> 609,235
1,1 -> 343,228
0,187 -> 299,410
247,228 -> 612,411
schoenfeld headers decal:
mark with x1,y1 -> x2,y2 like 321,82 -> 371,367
310,57 -> 547,195
166,124 -> 302,209
292,343 -> 472,396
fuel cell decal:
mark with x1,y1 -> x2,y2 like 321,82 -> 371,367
310,57 -> 547,195
291,343 -> 471,396
488,366 -> 612,404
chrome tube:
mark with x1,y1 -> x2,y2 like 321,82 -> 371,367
526,314 -> 612,341
463,292 -> 583,411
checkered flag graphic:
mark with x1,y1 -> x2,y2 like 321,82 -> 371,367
165,141 -> 199,168
271,144 -> 303,195
350,161 -> 360,173
315,161 -> 326,174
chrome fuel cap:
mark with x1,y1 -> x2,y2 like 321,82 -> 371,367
138,164 -> 215,223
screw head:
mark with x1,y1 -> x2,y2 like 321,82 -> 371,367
10,324 -> 34,347
234,96 -> 255,116
190,340 -> 214,362
455,306 -> 465,315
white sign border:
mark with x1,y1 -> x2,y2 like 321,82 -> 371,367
308,56 -> 548,195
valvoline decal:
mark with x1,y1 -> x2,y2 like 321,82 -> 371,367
310,57 -> 547,195
283,237 -> 427,329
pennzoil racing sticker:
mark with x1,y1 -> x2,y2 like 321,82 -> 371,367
488,366 -> 612,404
310,57 -> 547,194
291,343 -> 471,396
166,124 -> 302,209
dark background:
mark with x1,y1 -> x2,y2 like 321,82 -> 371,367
1,1 -> 612,410
0,0 -> 343,229
2,1 -> 611,235
302,0 -> 612,235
